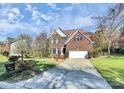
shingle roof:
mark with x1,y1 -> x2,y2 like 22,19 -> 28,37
63,29 -> 93,40
64,30 -> 93,44
48,28 -> 94,41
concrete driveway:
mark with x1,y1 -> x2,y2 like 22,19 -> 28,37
0,58 -> 111,89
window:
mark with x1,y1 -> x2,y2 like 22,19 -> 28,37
80,36 -> 83,40
74,34 -> 84,42
53,39 -> 56,44
77,35 -> 80,41
51,39 -> 54,44
64,37 -> 67,43
51,48 -> 61,54
74,37 -> 76,41
56,38 -> 59,44
58,48 -> 61,54
51,38 -> 59,44
53,48 -> 56,54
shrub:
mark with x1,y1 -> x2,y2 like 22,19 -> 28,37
46,52 -> 53,58
64,52 -> 69,58
93,48 -> 100,58
2,51 -> 9,57
8,56 -> 20,62
113,48 -> 121,54
119,48 -> 124,54
15,61 -> 35,72
21,70 -> 35,79
0,72 -> 12,80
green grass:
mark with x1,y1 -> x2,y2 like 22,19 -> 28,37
91,55 -> 124,89
0,55 -> 8,75
0,55 -> 62,82
31,58 -> 62,72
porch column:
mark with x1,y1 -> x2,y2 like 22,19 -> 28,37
61,47 -> 64,55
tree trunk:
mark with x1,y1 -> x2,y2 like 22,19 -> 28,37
108,41 -> 111,57
21,51 -> 24,62
100,48 -> 103,56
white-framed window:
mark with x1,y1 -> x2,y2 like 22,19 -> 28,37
51,48 -> 61,54
74,34 -> 84,42
52,48 -> 56,54
64,37 -> 67,43
56,38 -> 59,44
51,39 -> 54,44
51,38 -> 59,44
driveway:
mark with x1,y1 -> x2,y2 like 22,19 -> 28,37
0,58 -> 111,89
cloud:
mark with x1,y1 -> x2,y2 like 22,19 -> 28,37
47,3 -> 61,10
0,5 -> 23,24
45,5 -> 94,30
0,3 -> 115,40
10,8 -> 20,16
0,21 -> 42,37
25,4 -> 32,12
73,16 -> 93,27
25,4 -> 52,25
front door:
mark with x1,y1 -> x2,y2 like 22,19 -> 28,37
62,44 -> 66,55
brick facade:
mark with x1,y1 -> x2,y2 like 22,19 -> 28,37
48,28 -> 93,56
66,31 -> 93,52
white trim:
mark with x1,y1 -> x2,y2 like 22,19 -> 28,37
48,28 -> 67,39
69,51 -> 88,58
65,30 -> 92,44
65,30 -> 78,44
56,48 -> 58,54
56,28 -> 67,37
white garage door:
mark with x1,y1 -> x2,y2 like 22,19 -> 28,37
69,51 -> 88,58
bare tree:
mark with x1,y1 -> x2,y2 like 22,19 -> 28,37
33,32 -> 48,57
15,33 -> 33,57
92,4 -> 124,56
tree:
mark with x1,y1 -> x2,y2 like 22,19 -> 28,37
33,32 -> 48,57
92,4 -> 124,56
15,33 -> 33,57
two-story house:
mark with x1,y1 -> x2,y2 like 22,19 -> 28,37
48,28 -> 93,58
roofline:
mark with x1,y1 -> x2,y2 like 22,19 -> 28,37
48,28 -> 67,39
65,30 -> 92,44
58,27 -> 67,37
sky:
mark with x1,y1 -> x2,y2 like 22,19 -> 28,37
0,3 -> 116,41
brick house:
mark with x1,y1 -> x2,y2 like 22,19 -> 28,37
0,41 -> 11,53
48,28 -> 94,58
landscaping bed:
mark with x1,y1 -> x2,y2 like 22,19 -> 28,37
91,55 -> 124,89
0,55 -> 63,82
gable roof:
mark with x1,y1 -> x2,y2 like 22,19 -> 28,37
56,28 -> 67,37
48,28 -> 93,43
64,29 -> 93,39
65,30 -> 92,44
48,28 -> 67,38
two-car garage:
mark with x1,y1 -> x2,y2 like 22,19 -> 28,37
69,51 -> 88,58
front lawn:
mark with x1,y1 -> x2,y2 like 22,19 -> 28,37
91,55 -> 124,89
0,55 -> 63,82
0,55 -> 8,75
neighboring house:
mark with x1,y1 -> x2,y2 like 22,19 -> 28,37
0,37 -> 15,53
9,40 -> 22,56
48,28 -> 94,58
0,41 -> 11,53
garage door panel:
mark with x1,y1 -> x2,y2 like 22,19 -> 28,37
69,51 -> 88,58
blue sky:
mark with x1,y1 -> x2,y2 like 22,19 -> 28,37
0,3 -> 116,40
